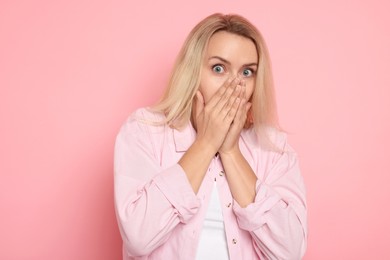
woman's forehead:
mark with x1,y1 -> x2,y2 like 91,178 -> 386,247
205,31 -> 258,64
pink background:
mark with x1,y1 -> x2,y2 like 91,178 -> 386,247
1,1 -> 389,259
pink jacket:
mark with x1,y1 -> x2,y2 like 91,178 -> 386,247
114,108 -> 307,260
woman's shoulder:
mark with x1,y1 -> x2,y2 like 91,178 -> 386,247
127,107 -> 166,122
121,107 -> 165,126
119,107 -> 167,135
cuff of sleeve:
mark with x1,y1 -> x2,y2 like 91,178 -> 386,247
153,164 -> 201,223
233,179 -> 282,231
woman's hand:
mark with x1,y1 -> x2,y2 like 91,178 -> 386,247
193,77 -> 243,154
219,79 -> 252,155
180,77 -> 243,193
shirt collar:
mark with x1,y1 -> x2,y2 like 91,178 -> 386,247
173,121 -> 197,152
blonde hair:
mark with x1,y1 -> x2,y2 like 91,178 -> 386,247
150,13 -> 281,149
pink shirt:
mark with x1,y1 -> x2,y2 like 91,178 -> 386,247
114,108 -> 307,260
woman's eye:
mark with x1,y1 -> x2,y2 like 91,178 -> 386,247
242,69 -> 254,77
212,65 -> 225,74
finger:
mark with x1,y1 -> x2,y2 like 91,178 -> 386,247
230,90 -> 246,124
222,76 -> 247,118
230,86 -> 249,127
224,93 -> 241,123
240,78 -> 248,102
216,78 -> 241,115
246,102 -> 252,113
213,77 -> 240,111
195,91 -> 205,119
224,83 -> 242,113
233,79 -> 248,122
206,77 -> 236,109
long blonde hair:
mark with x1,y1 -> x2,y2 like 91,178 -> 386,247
151,13 -> 281,148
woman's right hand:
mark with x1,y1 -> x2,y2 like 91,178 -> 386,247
193,77 -> 243,154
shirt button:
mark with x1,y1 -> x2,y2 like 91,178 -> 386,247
219,170 -> 224,177
226,202 -> 231,208
232,238 -> 237,244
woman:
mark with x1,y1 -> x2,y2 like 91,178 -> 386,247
114,13 -> 307,260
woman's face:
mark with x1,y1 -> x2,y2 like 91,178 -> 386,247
199,31 -> 258,103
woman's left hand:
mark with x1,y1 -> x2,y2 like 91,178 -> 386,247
219,79 -> 252,155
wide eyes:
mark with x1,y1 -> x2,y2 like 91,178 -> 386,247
211,64 -> 255,77
212,64 -> 225,74
242,69 -> 253,77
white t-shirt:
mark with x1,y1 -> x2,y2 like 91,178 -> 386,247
196,181 -> 229,259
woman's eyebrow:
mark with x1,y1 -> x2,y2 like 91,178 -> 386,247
209,56 -> 258,67
209,56 -> 231,65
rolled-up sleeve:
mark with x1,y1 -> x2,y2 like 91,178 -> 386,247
114,111 -> 200,257
233,134 -> 307,260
